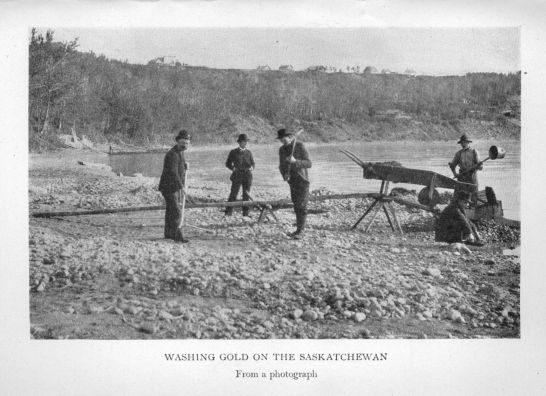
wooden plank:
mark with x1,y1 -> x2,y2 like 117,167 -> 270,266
31,192 -> 378,218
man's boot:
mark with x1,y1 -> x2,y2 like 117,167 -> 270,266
291,212 -> 306,240
287,211 -> 300,237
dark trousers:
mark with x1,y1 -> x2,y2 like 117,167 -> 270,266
455,171 -> 478,204
225,172 -> 252,216
289,179 -> 309,232
161,190 -> 184,240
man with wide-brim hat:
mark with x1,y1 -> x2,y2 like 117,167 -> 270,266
277,128 -> 312,239
435,190 -> 483,245
224,133 -> 255,217
158,129 -> 191,242
449,134 -> 481,197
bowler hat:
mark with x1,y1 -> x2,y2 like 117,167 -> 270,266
276,128 -> 292,140
457,134 -> 472,144
237,133 -> 249,142
175,130 -> 191,141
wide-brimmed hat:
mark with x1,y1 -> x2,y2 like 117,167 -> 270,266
456,191 -> 472,202
457,134 -> 472,144
276,128 -> 292,140
237,133 -> 249,142
175,130 -> 191,141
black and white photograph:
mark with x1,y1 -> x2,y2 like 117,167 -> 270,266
1,0 -> 546,395
27,25 -> 521,340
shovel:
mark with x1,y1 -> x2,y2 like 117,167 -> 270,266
454,145 -> 506,179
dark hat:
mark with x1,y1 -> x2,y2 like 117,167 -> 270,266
456,191 -> 472,202
237,133 -> 249,142
457,134 -> 472,143
276,128 -> 292,140
175,130 -> 191,141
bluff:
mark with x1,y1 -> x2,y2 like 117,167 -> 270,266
29,31 -> 520,151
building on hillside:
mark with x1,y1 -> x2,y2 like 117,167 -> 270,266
279,65 -> 294,73
363,66 -> 379,74
147,56 -> 185,68
403,68 -> 417,76
306,65 -> 327,72
256,65 -> 271,71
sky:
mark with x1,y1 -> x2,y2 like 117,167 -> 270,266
51,27 -> 520,76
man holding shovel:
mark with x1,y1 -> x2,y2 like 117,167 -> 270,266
278,128 -> 312,239
449,134 -> 481,199
158,130 -> 190,243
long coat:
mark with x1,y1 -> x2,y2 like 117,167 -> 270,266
158,146 -> 187,193
278,140 -> 312,184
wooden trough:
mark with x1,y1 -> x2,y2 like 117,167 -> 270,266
340,149 -> 475,233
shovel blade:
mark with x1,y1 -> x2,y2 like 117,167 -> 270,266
488,145 -> 506,160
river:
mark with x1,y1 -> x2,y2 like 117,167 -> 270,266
107,140 -> 520,220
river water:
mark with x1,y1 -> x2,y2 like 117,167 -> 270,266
107,140 -> 520,220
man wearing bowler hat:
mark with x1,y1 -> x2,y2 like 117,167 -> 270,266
225,134 -> 255,217
158,130 -> 190,243
277,128 -> 312,239
449,134 -> 482,192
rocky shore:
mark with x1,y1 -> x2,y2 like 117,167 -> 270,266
29,150 -> 520,339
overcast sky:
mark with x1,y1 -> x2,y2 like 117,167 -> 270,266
51,27 -> 519,76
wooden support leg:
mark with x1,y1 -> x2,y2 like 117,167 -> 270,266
387,202 -> 403,234
352,199 -> 379,230
364,201 -> 384,233
267,207 -> 278,222
257,207 -> 266,223
382,204 -> 396,232
257,206 -> 278,224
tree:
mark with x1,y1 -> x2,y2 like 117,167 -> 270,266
29,28 -> 79,138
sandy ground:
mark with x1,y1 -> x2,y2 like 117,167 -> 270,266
29,149 -> 520,339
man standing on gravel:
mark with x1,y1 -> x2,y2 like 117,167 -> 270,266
278,128 -> 312,239
435,191 -> 482,245
158,130 -> 190,243
449,134 -> 481,198
224,133 -> 255,217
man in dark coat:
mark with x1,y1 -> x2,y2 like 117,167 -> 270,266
277,128 -> 312,239
449,134 -> 481,199
224,134 -> 255,217
435,191 -> 482,245
158,130 -> 190,243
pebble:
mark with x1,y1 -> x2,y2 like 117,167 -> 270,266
422,310 -> 433,319
354,312 -> 366,323
159,310 -> 174,321
301,310 -> 318,321
451,243 -> 471,255
126,306 -> 142,315
292,309 -> 303,319
449,309 -> 465,323
360,328 -> 371,338
139,322 -> 158,334
423,268 -> 441,277
87,305 -> 103,314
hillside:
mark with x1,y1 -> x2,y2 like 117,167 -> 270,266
29,30 -> 521,151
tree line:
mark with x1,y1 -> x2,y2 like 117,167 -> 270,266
29,30 -> 520,150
